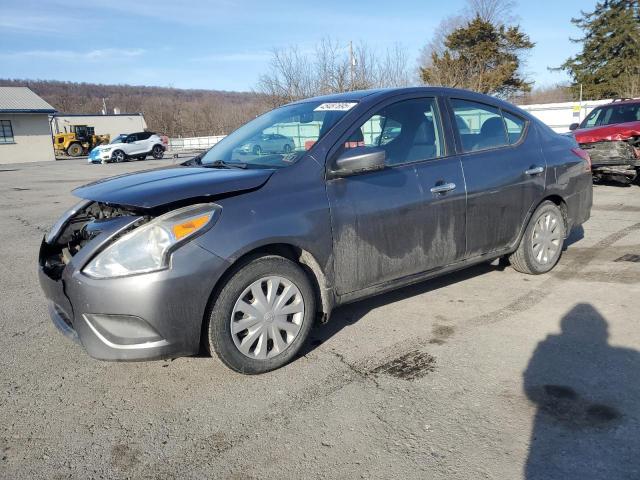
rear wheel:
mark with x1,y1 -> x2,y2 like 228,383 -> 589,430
151,145 -> 164,159
112,150 -> 126,163
206,255 -> 315,374
510,201 -> 565,274
67,143 -> 83,157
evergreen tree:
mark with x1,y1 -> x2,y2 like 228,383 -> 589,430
561,0 -> 640,99
420,16 -> 534,98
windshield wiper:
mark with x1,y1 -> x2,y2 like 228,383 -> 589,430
204,159 -> 247,169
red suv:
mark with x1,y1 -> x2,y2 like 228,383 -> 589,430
570,98 -> 640,184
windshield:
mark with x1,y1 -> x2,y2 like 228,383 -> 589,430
200,101 -> 357,168
110,134 -> 126,144
581,103 -> 640,128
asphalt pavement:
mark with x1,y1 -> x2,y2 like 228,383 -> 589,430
1,158 -> 639,479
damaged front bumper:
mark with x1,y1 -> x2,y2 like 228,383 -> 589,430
580,140 -> 640,182
38,202 -> 229,361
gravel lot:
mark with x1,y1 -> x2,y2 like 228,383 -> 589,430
1,159 -> 639,479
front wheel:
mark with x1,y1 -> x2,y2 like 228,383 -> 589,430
67,143 -> 83,157
111,150 -> 126,163
206,255 -> 316,374
510,201 -> 566,274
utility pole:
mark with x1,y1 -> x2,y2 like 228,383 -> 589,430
349,40 -> 355,90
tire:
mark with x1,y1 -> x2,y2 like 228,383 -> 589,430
509,201 -> 566,275
206,255 -> 316,374
112,150 -> 126,163
151,145 -> 164,159
137,154 -> 146,161
67,143 -> 83,157
252,145 -> 262,155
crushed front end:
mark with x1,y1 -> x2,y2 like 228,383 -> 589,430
38,201 -> 228,361
575,122 -> 640,184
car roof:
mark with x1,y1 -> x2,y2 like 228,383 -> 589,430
288,86 -> 537,123
603,99 -> 640,106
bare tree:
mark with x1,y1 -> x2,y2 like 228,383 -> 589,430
257,39 -> 411,105
464,0 -> 517,24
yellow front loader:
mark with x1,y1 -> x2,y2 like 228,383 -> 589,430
53,125 -> 110,157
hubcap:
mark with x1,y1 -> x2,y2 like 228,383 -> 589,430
231,276 -> 304,360
531,211 -> 562,264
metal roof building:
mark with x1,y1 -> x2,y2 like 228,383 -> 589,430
0,87 -> 57,164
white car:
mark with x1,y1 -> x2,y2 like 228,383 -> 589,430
88,132 -> 166,163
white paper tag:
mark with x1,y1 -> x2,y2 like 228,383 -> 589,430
314,102 -> 358,112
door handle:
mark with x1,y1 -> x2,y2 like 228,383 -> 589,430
430,182 -> 456,194
525,166 -> 544,176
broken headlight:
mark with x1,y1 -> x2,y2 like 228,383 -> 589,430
83,203 -> 219,279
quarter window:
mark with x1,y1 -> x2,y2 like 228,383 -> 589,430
345,97 -> 444,166
450,99 -> 508,152
502,110 -> 527,144
0,120 -> 14,144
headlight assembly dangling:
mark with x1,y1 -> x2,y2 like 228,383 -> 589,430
83,203 -> 220,279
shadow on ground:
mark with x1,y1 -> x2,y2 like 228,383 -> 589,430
523,303 -> 640,479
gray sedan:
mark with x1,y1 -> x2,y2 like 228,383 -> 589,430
39,87 -> 592,374
238,133 -> 295,155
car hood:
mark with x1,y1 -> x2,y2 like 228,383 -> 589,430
95,143 -> 123,150
574,120 -> 640,144
73,166 -> 274,209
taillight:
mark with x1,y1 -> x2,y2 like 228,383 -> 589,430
571,147 -> 591,172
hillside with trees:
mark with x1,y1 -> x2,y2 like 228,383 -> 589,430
0,79 -> 270,138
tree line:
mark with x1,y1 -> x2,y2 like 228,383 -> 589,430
0,78 -> 270,138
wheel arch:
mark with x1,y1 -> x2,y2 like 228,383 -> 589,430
512,194 -> 569,252
201,242 -> 334,345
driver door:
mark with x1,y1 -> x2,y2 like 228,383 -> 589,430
122,134 -> 139,155
326,96 -> 466,295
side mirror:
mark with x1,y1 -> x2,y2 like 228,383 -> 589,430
569,123 -> 579,131
332,146 -> 386,177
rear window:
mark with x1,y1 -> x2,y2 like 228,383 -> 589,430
450,99 -> 528,152
450,99 -> 508,152
502,111 -> 527,144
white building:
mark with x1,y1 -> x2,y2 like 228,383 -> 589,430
518,99 -> 612,133
0,87 -> 57,164
51,113 -> 147,139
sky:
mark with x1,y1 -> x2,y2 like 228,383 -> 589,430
1,0 -> 597,92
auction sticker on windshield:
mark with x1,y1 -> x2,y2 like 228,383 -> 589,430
314,102 -> 358,111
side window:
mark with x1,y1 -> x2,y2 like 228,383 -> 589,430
137,132 -> 151,140
583,108 -> 601,128
502,110 -> 527,144
344,97 -> 444,166
451,99 -> 508,152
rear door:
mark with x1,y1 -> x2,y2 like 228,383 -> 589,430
326,96 -> 466,295
447,97 -> 545,257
